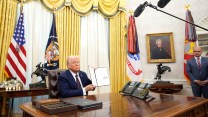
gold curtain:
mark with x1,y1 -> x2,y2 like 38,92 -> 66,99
98,0 -> 120,17
110,12 -> 128,92
70,0 -> 94,15
0,0 -> 17,83
17,0 -> 125,17
55,7 -> 80,69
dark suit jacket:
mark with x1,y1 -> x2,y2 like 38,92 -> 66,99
186,57 -> 208,86
58,70 -> 92,98
151,47 -> 171,59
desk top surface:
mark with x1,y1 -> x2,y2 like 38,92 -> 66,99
19,92 -> 208,117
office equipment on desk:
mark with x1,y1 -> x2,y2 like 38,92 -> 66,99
120,81 -> 153,100
61,97 -> 102,109
120,81 -> 140,95
32,98 -> 60,109
40,102 -> 78,115
131,83 -> 152,100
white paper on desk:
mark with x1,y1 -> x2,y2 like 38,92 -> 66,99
88,66 -> 110,87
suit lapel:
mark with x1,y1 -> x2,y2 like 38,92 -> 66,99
191,58 -> 198,68
66,70 -> 78,88
78,72 -> 84,85
201,57 -> 204,69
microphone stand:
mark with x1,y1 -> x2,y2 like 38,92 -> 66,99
147,3 -> 208,31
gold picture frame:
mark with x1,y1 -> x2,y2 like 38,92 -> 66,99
146,32 -> 175,63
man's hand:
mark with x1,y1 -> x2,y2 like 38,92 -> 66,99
194,80 -> 205,86
201,80 -> 208,85
85,84 -> 96,91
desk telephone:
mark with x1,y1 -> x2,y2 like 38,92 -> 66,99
120,81 -> 152,100
120,81 -> 140,95
131,83 -> 152,99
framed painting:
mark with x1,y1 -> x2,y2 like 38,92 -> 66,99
146,32 -> 175,63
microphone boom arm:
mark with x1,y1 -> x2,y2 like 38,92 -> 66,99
144,3 -> 208,31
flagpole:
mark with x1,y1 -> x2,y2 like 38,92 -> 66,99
20,1 -> 23,12
52,7 -> 57,43
147,3 -> 208,31
129,10 -> 134,15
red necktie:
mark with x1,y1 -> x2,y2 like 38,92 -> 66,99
75,74 -> 81,88
197,57 -> 201,70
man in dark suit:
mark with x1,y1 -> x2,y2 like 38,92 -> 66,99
186,47 -> 208,98
151,39 -> 171,59
58,56 -> 96,98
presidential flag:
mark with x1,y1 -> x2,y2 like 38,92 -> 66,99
45,13 -> 59,70
4,11 -> 27,84
184,9 -> 197,82
126,15 -> 143,81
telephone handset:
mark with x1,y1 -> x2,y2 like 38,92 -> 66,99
131,83 -> 152,100
120,81 -> 140,95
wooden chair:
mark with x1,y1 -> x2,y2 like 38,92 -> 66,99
47,69 -> 65,98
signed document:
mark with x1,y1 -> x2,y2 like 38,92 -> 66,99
88,66 -> 110,86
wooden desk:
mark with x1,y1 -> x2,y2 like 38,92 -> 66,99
0,88 -> 48,117
19,92 -> 208,117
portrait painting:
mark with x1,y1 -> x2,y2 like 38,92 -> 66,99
146,32 -> 175,63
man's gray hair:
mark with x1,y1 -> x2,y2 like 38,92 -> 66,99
67,56 -> 79,65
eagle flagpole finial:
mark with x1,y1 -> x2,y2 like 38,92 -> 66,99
185,4 -> 190,10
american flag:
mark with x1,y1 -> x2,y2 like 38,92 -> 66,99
4,11 -> 26,84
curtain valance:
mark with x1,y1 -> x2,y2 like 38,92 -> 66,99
15,0 -> 126,17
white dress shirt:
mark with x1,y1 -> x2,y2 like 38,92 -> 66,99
69,70 -> 86,95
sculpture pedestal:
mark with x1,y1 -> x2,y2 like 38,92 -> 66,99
150,81 -> 183,94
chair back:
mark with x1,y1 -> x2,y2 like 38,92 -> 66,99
48,69 -> 65,98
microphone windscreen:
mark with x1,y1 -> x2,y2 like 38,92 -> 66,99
157,0 -> 171,8
134,1 -> 148,17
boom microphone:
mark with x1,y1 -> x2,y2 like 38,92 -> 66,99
134,1 -> 148,17
133,0 -> 208,31
157,0 -> 171,8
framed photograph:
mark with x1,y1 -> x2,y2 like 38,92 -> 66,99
146,32 -> 175,63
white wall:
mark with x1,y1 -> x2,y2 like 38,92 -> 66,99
126,0 -> 208,96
